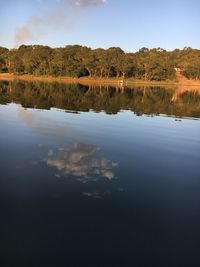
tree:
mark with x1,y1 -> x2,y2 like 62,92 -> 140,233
1,44 -> 199,81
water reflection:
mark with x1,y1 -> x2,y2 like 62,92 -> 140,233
0,80 -> 200,117
1,84 -> 200,266
15,105 -> 118,182
46,142 -> 118,182
17,104 -> 71,139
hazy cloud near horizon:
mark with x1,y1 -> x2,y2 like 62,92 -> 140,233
15,0 -> 107,47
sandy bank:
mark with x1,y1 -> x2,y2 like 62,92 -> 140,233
0,73 -> 178,87
0,73 -> 200,90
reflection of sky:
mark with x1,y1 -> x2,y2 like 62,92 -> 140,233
15,106 -> 117,180
17,105 -> 71,140
46,142 -> 118,182
1,103 -> 199,186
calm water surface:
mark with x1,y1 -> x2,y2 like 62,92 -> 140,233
1,81 -> 200,266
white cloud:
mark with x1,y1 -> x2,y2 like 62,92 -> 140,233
64,0 -> 107,7
15,0 -> 107,46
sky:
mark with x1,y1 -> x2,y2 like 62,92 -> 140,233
0,0 -> 200,51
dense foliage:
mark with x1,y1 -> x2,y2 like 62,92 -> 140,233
0,81 -> 200,117
0,45 -> 200,80
0,47 -> 9,73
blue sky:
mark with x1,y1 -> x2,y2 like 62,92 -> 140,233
0,0 -> 199,51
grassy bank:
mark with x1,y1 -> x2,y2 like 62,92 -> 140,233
1,73 -> 200,89
0,73 -> 179,87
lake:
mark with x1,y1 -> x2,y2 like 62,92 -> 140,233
1,81 -> 200,266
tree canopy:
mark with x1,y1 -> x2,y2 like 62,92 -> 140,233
0,45 -> 200,81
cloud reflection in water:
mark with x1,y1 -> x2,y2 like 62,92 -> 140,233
46,142 -> 118,182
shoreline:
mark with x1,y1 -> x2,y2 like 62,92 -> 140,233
0,73 -> 178,87
0,73 -> 200,89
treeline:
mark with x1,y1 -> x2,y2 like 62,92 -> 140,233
1,81 -> 200,117
0,45 -> 200,81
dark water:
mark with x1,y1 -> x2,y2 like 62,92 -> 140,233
1,81 -> 200,266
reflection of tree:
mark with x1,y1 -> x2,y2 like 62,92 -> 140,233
46,142 -> 118,182
1,81 -> 200,117
171,84 -> 200,102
